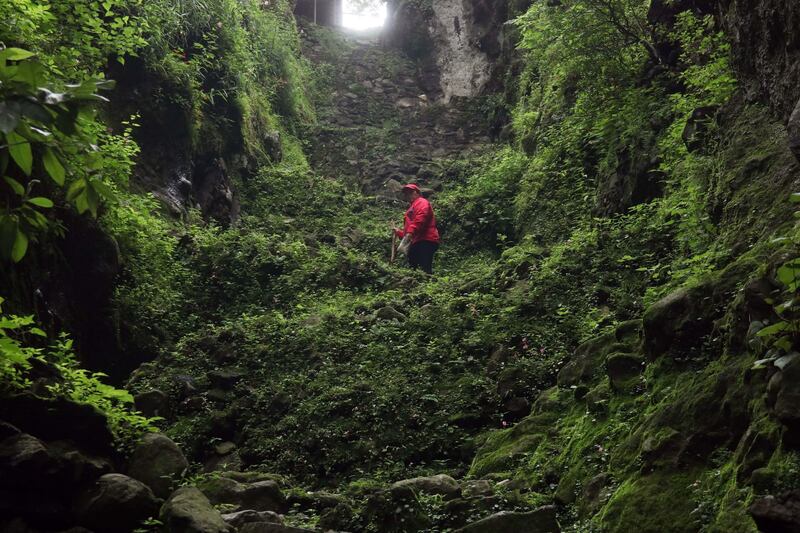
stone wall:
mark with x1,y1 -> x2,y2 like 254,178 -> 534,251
294,0 -> 343,27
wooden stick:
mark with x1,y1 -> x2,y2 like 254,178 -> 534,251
390,232 -> 397,263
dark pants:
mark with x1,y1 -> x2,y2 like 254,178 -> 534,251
408,241 -> 439,274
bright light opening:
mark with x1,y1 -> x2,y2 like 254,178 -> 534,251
342,0 -> 387,31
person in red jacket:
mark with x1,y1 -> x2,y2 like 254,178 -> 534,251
394,183 -> 440,274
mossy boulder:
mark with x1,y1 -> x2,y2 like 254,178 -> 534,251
642,284 -> 714,360
160,487 -> 233,533
599,471 -> 699,533
557,332 -> 617,387
199,476 -> 287,513
391,474 -> 461,499
605,352 -> 645,393
127,433 -> 188,498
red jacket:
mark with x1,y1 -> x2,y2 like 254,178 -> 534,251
395,196 -> 440,245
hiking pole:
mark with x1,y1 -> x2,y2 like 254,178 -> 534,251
390,232 -> 397,263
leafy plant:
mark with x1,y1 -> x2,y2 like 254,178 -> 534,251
0,47 -> 116,262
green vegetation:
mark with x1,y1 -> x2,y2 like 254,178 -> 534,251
1,0 -> 799,531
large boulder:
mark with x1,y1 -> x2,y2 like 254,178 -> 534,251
74,473 -> 159,533
199,476 -> 287,513
127,433 -> 188,498
160,487 -> 232,533
456,506 -> 559,532
391,474 -> 461,499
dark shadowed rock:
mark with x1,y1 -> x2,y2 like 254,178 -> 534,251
127,433 -> 188,498
161,486 -> 233,533
0,395 -> 114,456
134,389 -> 171,418
456,506 -> 559,532
74,473 -> 159,533
750,491 -> 800,533
605,352 -> 645,392
789,98 -> 800,162
0,433 -> 59,489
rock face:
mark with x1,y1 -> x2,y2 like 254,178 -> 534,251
127,433 -> 189,498
385,0 -> 510,102
160,487 -> 233,533
74,474 -> 159,533
718,0 -> 800,123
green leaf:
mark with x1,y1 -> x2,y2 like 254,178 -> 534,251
90,179 -> 115,200
1,48 -> 35,61
66,178 -> 86,201
42,148 -> 65,185
6,131 -> 32,175
791,193 -> 800,203
30,327 -> 47,337
757,321 -> 791,338
3,176 -> 24,196
27,197 -> 53,208
11,229 -> 28,262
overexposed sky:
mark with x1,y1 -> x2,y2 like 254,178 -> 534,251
342,0 -> 387,30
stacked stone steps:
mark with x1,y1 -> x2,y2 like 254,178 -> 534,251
302,28 -> 492,197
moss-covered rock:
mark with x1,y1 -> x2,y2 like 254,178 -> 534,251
598,471 -> 700,533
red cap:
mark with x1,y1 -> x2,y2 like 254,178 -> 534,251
402,184 -> 421,193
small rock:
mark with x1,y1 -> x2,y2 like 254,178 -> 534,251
397,97 -> 418,108
456,506 -> 559,532
215,441 -> 237,456
161,487 -> 232,533
462,480 -> 493,498
391,474 -> 461,500
208,368 -> 248,390
127,433 -> 188,499
74,474 -> 159,533
222,509 -> 282,529
376,306 -> 407,322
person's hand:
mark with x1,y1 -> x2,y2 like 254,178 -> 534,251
397,235 -> 412,255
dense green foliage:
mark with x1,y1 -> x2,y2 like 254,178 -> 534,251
2,0 -> 800,531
